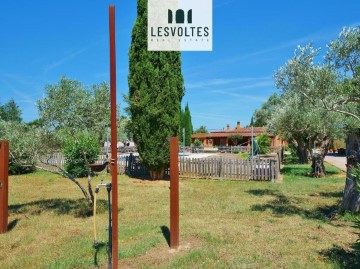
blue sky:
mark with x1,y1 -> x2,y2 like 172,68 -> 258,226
1,0 -> 359,130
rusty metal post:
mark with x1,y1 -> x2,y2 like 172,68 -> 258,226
0,140 -> 9,234
170,137 -> 179,249
109,5 -> 118,268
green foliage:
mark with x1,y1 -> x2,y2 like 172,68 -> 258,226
350,164 -> 360,192
37,76 -> 111,143
193,139 -> 202,147
271,44 -> 345,163
127,0 -> 184,173
256,134 -> 271,154
353,217 -> 360,253
232,149 -> 239,154
194,125 -> 209,134
62,133 -> 100,178
252,93 -> 281,127
0,99 -> 22,122
0,121 -> 47,174
180,103 -> 193,146
239,153 -> 250,159
228,134 -> 243,146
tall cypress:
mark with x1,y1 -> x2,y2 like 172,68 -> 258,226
184,103 -> 193,146
179,103 -> 193,146
128,0 -> 184,179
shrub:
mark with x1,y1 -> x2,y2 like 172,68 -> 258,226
193,139 -> 203,147
62,133 -> 100,177
232,149 -> 239,154
256,134 -> 271,154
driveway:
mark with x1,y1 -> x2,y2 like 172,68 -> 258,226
325,153 -> 347,171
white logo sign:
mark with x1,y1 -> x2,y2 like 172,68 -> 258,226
148,0 -> 213,51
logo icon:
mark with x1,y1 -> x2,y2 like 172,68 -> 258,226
148,0 -> 212,51
168,9 -> 192,24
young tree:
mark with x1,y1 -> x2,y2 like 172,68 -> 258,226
228,134 -> 243,146
0,99 -> 22,122
194,125 -> 209,134
128,0 -> 184,179
37,76 -> 111,143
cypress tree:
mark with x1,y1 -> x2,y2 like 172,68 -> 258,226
184,103 -> 193,146
179,103 -> 193,146
128,0 -> 184,179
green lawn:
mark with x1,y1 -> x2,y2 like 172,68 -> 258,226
1,163 -> 359,268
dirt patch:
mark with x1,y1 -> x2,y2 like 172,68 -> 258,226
118,236 -> 203,269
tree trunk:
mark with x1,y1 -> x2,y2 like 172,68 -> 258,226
311,154 -> 326,177
150,167 -> 165,180
311,137 -> 331,178
294,138 -> 312,163
341,132 -> 360,213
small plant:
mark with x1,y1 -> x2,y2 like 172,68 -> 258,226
350,164 -> 360,192
228,134 -> 243,146
232,149 -> 239,154
193,139 -> 203,147
256,134 -> 271,154
63,133 -> 100,178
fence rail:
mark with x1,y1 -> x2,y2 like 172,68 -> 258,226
179,157 -> 279,181
39,152 -> 279,182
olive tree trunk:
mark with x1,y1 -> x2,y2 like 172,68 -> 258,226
341,133 -> 360,213
311,137 -> 331,178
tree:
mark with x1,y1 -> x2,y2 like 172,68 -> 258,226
179,103 -> 193,146
194,125 -> 209,134
228,134 -> 243,146
0,121 -> 42,174
128,0 -> 184,179
271,44 -> 344,175
37,76 -> 111,143
252,93 -> 281,127
0,99 -> 22,122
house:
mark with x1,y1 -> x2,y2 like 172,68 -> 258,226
191,121 -> 286,147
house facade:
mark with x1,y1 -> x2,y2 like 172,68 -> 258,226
191,121 -> 286,147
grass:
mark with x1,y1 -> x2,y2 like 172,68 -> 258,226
1,164 -> 359,268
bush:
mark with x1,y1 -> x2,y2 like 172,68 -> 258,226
232,149 -> 239,154
62,133 -> 100,177
337,148 -> 346,155
256,134 -> 271,154
193,139 -> 202,147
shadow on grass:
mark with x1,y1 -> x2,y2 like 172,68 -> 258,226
320,245 -> 360,269
9,198 -> 110,218
248,189 -> 339,221
160,226 -> 170,247
7,218 -> 20,231
93,242 -> 107,267
315,191 -> 343,198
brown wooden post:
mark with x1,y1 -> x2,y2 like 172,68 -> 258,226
0,140 -> 9,234
170,137 -> 179,249
109,5 -> 118,267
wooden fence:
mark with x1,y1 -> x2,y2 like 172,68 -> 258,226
40,152 -> 279,182
179,157 -> 279,181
